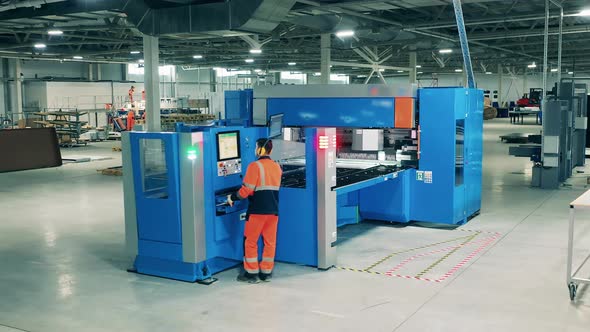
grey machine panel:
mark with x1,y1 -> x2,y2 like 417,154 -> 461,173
252,84 -> 417,126
316,127 -> 338,269
179,132 -> 207,263
122,132 -> 138,259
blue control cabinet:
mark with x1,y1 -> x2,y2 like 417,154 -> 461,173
124,125 -> 265,282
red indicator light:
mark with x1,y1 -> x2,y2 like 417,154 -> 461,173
318,135 -> 329,149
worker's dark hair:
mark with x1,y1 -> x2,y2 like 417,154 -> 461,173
256,138 -> 272,153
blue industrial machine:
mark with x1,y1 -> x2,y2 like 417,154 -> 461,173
122,124 -> 265,282
123,84 -> 483,280
252,85 -> 483,268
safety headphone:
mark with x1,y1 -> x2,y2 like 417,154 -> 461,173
256,138 -> 271,156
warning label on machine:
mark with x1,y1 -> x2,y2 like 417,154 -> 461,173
416,171 -> 433,184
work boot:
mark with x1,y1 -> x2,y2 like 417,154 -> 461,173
236,273 -> 260,284
259,273 -> 272,282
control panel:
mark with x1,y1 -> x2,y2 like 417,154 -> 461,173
217,158 -> 242,176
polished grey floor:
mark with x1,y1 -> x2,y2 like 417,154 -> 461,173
2,120 -> 590,332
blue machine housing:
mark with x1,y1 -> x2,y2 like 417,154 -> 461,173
225,89 -> 254,127
262,87 -> 483,227
125,125 -> 266,282
409,88 -> 483,225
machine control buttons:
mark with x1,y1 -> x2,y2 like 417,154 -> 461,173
217,158 -> 242,176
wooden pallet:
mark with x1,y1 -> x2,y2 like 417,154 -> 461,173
97,166 -> 123,176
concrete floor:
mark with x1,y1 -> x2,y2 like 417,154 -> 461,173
2,119 -> 590,331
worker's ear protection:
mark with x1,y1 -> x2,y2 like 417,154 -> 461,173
256,139 -> 270,156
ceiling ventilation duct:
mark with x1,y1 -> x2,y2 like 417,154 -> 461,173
123,0 -> 297,36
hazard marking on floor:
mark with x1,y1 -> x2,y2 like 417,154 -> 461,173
336,230 -> 501,283
362,233 -> 479,272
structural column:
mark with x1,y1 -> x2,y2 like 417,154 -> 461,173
143,34 -> 161,132
14,59 -> 22,120
409,51 -> 417,84
209,69 -> 217,92
88,63 -> 94,81
96,64 -> 102,81
498,64 -> 503,106
320,33 -> 331,84
523,72 -> 527,97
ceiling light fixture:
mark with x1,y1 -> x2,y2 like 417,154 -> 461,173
193,55 -> 203,59
357,75 -> 367,78
485,71 -> 493,74
335,30 -> 355,38
47,30 -> 63,35
34,43 -> 46,49
288,62 -> 297,66
396,70 -> 404,73
569,71 -> 574,75
527,62 -> 537,68
73,56 -> 83,60
417,71 -> 424,74
245,59 -> 254,63
249,49 -> 262,54
576,9 -> 590,16
254,69 -> 262,73
439,49 -> 453,54
415,65 -> 422,68
313,72 -> 321,76
130,51 -> 140,54
455,69 -> 463,72
139,59 -> 144,63
551,68 -> 558,72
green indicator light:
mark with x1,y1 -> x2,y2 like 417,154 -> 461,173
187,147 -> 198,160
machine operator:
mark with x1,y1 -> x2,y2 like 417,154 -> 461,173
226,138 -> 282,283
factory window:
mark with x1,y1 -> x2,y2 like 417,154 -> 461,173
127,64 -> 176,78
140,139 -> 169,199
455,120 -> 464,186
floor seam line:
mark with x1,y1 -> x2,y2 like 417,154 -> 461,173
0,323 -> 33,332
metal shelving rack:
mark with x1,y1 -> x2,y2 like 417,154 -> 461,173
34,108 -> 89,146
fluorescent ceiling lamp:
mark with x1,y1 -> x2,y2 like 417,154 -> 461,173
47,30 -> 63,35
439,49 -> 453,54
455,69 -> 463,72
576,9 -> 590,16
138,59 -> 144,63
551,68 -> 558,72
379,69 -> 386,72
313,72 -> 321,76
254,69 -> 262,72
485,71 -> 493,74
130,51 -> 140,54
288,62 -> 297,66
396,70 -> 404,73
193,55 -> 203,59
527,62 -> 537,68
569,71 -> 574,75
357,75 -> 367,78
415,65 -> 422,68
73,56 -> 83,60
335,30 -> 355,38
245,59 -> 254,63
250,49 -> 262,54
34,43 -> 46,49
417,71 -> 423,74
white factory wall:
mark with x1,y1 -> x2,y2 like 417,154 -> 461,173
20,60 -> 89,79
23,81 -> 48,111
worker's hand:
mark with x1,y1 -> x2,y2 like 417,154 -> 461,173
226,194 -> 234,207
